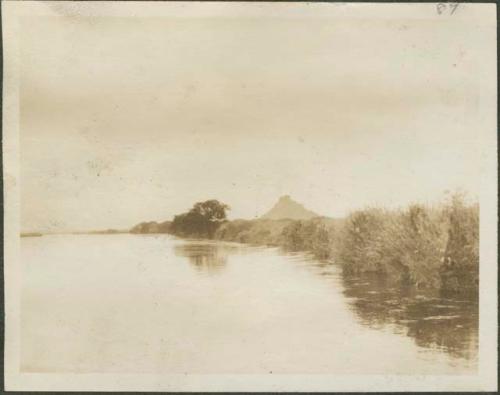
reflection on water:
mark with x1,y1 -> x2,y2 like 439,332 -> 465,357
21,235 -> 479,374
305,261 -> 478,364
173,240 -> 246,274
176,240 -> 478,364
340,274 -> 478,362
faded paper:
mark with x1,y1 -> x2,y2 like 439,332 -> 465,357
2,1 -> 497,391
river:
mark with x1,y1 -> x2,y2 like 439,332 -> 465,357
21,234 -> 478,374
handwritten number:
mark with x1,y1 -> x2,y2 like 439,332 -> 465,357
437,3 -> 459,15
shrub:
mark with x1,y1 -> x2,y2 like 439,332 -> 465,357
377,205 -> 448,288
281,218 -> 334,259
440,197 -> 479,295
333,208 -> 389,274
332,195 -> 479,294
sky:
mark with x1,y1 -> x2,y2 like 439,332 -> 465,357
19,5 -> 488,232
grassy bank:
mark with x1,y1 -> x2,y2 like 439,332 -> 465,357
213,217 -> 340,260
212,196 -> 478,296
334,195 -> 478,296
134,195 -> 478,296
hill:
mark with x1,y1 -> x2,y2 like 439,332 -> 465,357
260,195 -> 319,220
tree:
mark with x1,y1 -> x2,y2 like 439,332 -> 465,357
192,200 -> 230,223
170,200 -> 230,238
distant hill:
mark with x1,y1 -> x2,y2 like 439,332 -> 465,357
78,229 -> 128,235
260,195 -> 319,220
130,220 -> 171,234
21,232 -> 43,238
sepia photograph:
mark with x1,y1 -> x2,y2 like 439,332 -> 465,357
2,1 -> 497,391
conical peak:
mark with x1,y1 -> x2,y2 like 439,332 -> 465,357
261,195 -> 319,220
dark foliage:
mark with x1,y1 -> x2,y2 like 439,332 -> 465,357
170,200 -> 230,238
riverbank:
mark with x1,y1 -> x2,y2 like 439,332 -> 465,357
21,232 -> 43,238
162,196 -> 478,297
129,194 -> 478,297
334,196 -> 478,296
213,217 -> 340,259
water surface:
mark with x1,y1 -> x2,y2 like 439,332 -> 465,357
21,234 -> 478,373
